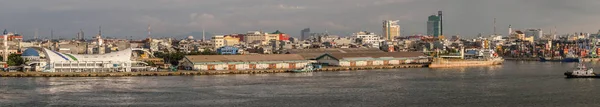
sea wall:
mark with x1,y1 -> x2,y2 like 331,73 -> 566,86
0,64 -> 427,77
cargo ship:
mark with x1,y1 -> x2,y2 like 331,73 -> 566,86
429,48 -> 504,68
539,53 -> 579,62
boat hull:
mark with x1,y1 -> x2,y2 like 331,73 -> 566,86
564,73 -> 600,78
429,58 -> 504,68
539,57 -> 579,62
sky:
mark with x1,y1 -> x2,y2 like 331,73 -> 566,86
1,0 -> 600,39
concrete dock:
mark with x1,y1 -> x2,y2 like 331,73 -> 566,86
0,64 -> 426,77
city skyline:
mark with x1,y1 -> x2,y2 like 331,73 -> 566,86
1,0 -> 600,39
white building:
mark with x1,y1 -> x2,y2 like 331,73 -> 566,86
353,31 -> 383,48
524,29 -> 543,39
24,48 -> 147,72
212,35 -> 225,49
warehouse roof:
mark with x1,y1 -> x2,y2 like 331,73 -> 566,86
285,48 -> 385,59
316,52 -> 427,60
284,48 -> 383,54
184,54 -> 306,62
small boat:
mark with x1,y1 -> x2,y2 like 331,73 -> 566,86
291,64 -> 315,73
564,63 -> 598,78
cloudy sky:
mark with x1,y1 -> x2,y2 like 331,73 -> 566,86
1,0 -> 599,39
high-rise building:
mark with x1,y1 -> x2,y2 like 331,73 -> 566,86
301,28 -> 310,41
383,20 -> 400,41
427,15 -> 441,37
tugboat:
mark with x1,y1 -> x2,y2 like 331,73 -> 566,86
564,63 -> 598,78
290,64 -> 318,73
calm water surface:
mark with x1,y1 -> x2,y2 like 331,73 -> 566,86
1,61 -> 599,106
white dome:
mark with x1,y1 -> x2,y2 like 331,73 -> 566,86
187,36 -> 194,39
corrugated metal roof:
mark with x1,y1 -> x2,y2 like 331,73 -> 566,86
285,48 -> 383,54
286,48 -> 384,59
324,52 -> 427,60
185,54 -> 307,63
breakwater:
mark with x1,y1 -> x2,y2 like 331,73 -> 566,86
0,64 -> 426,77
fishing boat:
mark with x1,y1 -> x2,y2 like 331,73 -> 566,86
564,63 -> 598,78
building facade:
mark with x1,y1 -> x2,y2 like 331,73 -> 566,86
524,29 -> 543,39
244,31 -> 266,43
216,46 -> 239,55
212,35 -> 225,49
383,20 -> 400,41
427,15 -> 441,37
353,31 -> 382,47
301,28 -> 310,41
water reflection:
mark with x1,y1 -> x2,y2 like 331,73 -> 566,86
1,61 -> 600,106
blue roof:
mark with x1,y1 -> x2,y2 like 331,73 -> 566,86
22,48 -> 40,56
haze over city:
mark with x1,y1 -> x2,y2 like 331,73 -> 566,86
1,0 -> 599,39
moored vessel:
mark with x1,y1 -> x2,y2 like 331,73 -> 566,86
429,47 -> 504,68
564,63 -> 598,78
289,64 -> 321,73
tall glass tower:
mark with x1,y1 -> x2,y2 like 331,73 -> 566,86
427,15 -> 441,37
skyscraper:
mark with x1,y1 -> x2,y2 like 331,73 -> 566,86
301,28 -> 310,41
383,20 -> 400,41
427,15 -> 441,37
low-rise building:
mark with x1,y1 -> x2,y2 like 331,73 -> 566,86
217,46 -> 239,55
180,54 -> 312,71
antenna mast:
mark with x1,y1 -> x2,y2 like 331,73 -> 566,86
34,28 -> 38,41
202,25 -> 205,41
147,24 -> 151,39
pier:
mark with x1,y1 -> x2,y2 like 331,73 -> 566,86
0,64 -> 427,77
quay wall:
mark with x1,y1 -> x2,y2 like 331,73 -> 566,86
0,64 -> 427,77
504,58 -> 539,61
504,57 -> 600,62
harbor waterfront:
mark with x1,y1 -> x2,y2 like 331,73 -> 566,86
0,64 -> 426,77
2,61 -> 600,106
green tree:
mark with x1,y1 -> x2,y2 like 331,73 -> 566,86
200,50 -> 218,55
144,61 -> 156,67
7,54 -> 24,66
